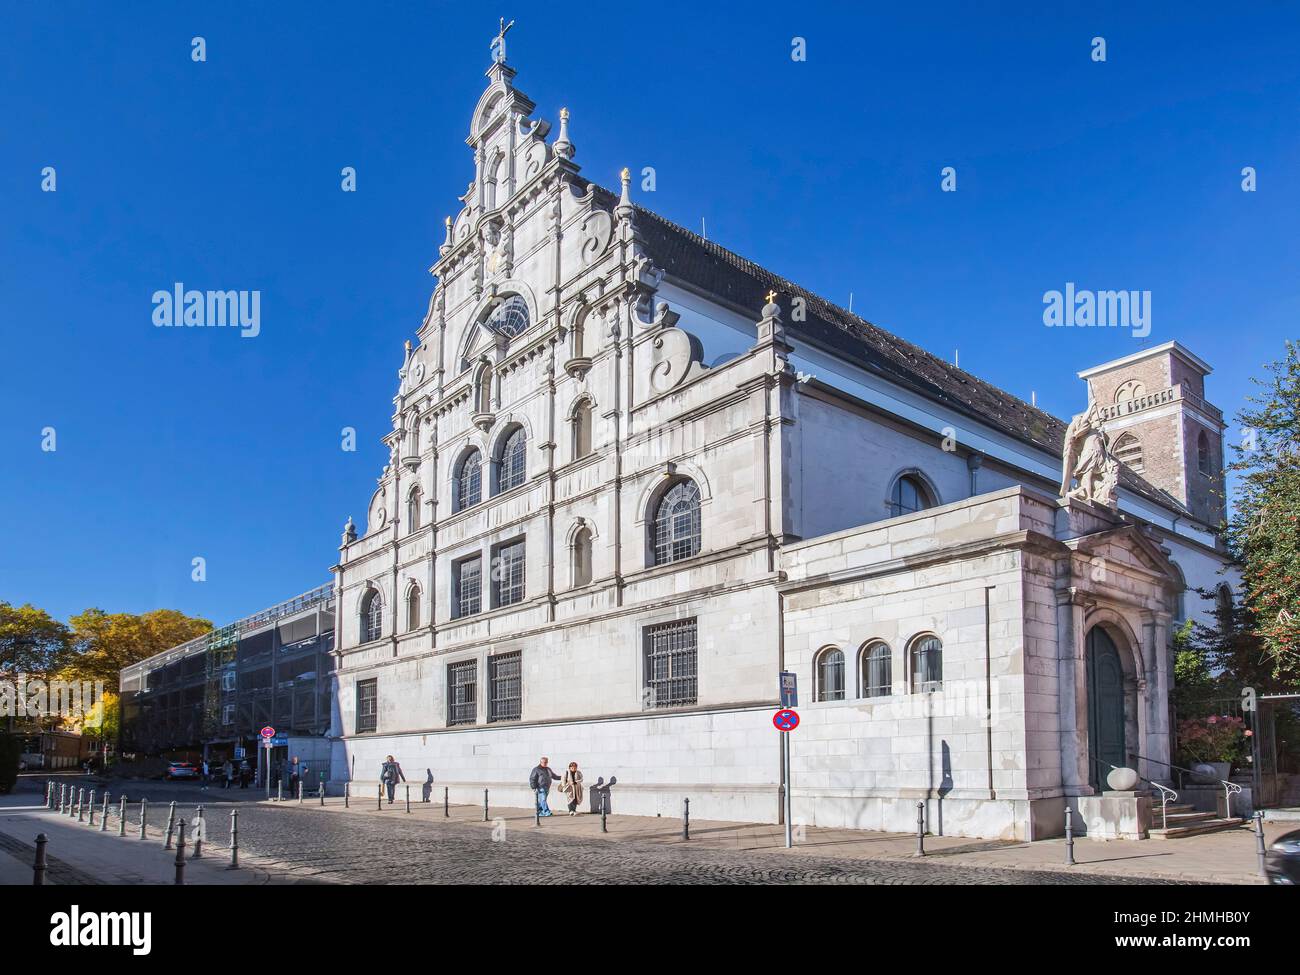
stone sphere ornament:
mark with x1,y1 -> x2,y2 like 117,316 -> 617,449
1106,767 -> 1139,791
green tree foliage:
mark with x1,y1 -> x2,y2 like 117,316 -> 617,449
63,609 -> 211,693
0,602 -> 71,677
1227,340 -> 1300,681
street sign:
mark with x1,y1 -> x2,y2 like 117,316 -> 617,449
779,671 -> 798,708
260,726 -> 275,740
773,709 -> 800,732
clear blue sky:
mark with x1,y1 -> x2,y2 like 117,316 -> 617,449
1,3 -> 1297,626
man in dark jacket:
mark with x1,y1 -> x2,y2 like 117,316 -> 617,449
528,757 -> 560,817
380,755 -> 405,803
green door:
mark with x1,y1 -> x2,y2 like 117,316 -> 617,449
1086,627 -> 1127,789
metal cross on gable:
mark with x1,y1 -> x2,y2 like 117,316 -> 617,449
492,18 -> 515,63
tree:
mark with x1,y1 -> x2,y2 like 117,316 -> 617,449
63,609 -> 211,693
1226,340 -> 1300,681
0,602 -> 71,677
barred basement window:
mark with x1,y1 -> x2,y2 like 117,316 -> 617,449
447,660 -> 477,726
487,651 -> 522,722
492,538 -> 526,608
643,618 -> 698,708
909,635 -> 943,693
453,556 -> 482,619
861,642 -> 893,698
815,647 -> 845,701
356,678 -> 378,734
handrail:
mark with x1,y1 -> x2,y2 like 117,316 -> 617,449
1130,751 -> 1244,820
1105,761 -> 1177,830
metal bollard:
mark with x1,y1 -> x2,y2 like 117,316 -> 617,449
228,809 -> 240,870
118,795 -> 127,836
914,801 -> 926,857
87,789 -> 96,827
683,798 -> 690,840
46,781 -> 54,809
191,805 -> 204,859
444,786 -> 449,818
100,792 -> 109,832
58,783 -> 66,814
164,801 -> 178,850
601,792 -> 608,834
344,782 -> 350,808
319,783 -> 325,806
377,784 -> 383,810
173,820 -> 186,885
138,798 -> 148,839
277,780 -> 283,803
535,801 -> 541,827
76,787 -> 84,822
1255,811 -> 1268,878
1065,806 -> 1076,865
297,781 -> 303,805
33,833 -> 48,886
405,785 -> 410,813
484,789 -> 489,822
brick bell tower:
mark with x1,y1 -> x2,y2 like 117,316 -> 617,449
1077,341 -> 1226,527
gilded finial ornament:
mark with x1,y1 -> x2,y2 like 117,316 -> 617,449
765,291 -> 777,305
620,167 -> 630,183
560,107 -> 569,121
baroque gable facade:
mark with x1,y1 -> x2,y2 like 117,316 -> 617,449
327,47 -> 1234,839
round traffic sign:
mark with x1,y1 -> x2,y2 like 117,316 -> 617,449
773,709 -> 799,732
260,726 -> 275,740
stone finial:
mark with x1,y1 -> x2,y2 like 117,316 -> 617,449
553,107 -> 574,160
754,290 -> 790,352
616,167 -> 633,218
440,216 -> 453,257
341,516 -> 357,546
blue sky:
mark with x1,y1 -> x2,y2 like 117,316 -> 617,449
1,3 -> 1297,626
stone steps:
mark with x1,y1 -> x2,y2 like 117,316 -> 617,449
1149,817 -> 1245,839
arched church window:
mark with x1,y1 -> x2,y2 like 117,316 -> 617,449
572,526 -> 593,588
889,474 -> 935,517
1198,431 -> 1212,476
651,479 -> 701,566
455,450 -> 482,512
407,486 -> 423,533
486,295 -> 530,340
1113,433 -> 1144,474
360,589 -> 383,644
498,427 -> 527,492
406,583 -> 421,631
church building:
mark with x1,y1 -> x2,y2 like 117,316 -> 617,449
327,34 -> 1233,839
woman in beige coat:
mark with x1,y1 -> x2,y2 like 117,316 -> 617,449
561,762 -> 584,815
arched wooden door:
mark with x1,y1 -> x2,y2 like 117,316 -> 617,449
1086,626 -> 1127,790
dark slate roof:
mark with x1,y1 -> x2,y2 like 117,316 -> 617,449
624,200 -> 1188,516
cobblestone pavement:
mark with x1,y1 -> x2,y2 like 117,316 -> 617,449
182,805 -> 1195,885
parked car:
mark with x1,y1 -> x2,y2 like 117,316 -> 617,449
1265,828 -> 1300,885
164,761 -> 199,781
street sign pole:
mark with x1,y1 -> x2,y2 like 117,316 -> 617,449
264,740 -> 271,800
783,731 -> 792,849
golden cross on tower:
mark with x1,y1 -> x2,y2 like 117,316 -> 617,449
765,290 -> 777,304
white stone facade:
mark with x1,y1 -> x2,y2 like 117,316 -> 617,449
325,48 -> 1234,839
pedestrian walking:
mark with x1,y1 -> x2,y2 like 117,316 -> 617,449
561,762 -> 584,816
529,757 -> 560,818
200,759 -> 210,791
238,759 -> 251,789
222,759 -> 234,790
380,755 -> 405,804
422,769 -> 434,803
290,756 -> 301,795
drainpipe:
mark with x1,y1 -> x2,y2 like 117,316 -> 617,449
984,585 -> 996,800
967,452 -> 984,498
